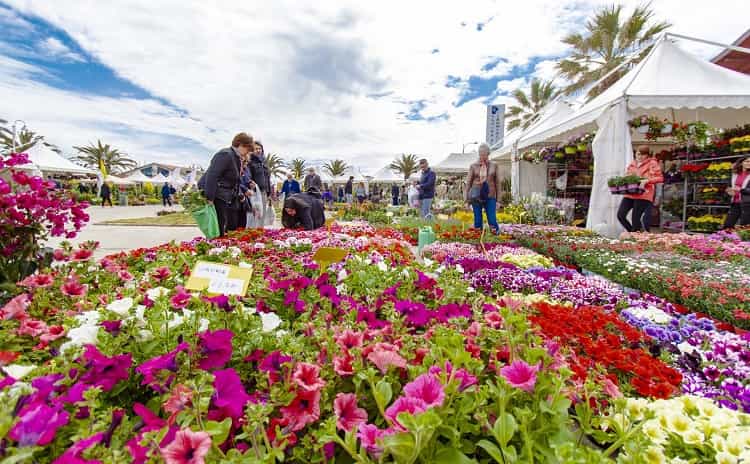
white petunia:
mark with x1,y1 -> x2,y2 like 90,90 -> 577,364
106,297 -> 134,316
75,310 -> 101,325
260,312 -> 282,332
137,330 -> 154,342
2,364 -> 35,380
61,325 -> 100,352
376,261 -> 388,272
198,318 -> 210,332
337,269 -> 348,281
146,287 -> 169,299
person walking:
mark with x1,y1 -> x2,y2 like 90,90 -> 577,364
100,182 -> 113,207
281,191 -> 326,230
204,132 -> 254,236
723,156 -> 750,229
391,183 -> 400,206
465,143 -> 502,233
356,182 -> 366,204
337,185 -> 344,203
322,184 -> 334,207
407,181 -> 419,208
280,173 -> 301,201
161,182 -> 173,207
417,158 -> 436,219
303,167 -> 322,193
344,176 -> 354,204
617,145 -> 664,233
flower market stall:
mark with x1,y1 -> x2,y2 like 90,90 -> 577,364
506,36 -> 750,237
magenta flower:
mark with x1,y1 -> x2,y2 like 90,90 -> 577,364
152,266 -> 172,281
170,286 -> 191,309
208,368 -> 250,423
403,373 -> 445,407
385,397 -> 428,431
18,273 -> 54,288
9,403 -> 69,446
357,423 -> 391,457
161,428 -> 211,464
136,342 -> 189,392
292,362 -> 326,392
197,329 -> 233,371
500,360 -> 539,393
79,344 -> 132,392
52,432 -> 103,463
61,278 -> 87,297
333,393 -> 368,431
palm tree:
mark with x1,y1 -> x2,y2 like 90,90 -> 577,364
557,4 -> 670,99
73,140 -> 137,174
264,153 -> 286,180
505,79 -> 561,131
0,126 -> 44,154
323,159 -> 350,178
389,154 -> 419,180
287,158 -> 306,179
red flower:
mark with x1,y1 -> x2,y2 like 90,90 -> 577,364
333,393 -> 368,431
292,362 -> 326,392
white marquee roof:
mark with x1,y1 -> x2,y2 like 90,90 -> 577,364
434,152 -> 476,174
21,144 -> 95,176
521,37 -> 750,146
370,167 -> 405,183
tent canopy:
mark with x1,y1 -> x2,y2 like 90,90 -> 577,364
522,37 -> 750,147
370,167 -> 406,183
122,171 -> 155,183
434,152 -> 477,174
104,175 -> 134,185
21,144 -> 95,176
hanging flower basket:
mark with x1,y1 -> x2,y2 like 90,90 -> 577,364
577,143 -> 588,152
564,146 -> 577,155
636,125 -> 649,134
554,151 -> 564,160
661,124 -> 673,135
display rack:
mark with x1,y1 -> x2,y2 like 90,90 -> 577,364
546,153 -> 594,224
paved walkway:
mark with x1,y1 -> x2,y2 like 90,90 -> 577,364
45,205 -> 201,259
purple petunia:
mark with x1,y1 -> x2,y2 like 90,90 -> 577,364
197,329 -> 233,371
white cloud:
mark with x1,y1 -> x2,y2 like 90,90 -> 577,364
1,0 -> 748,169
37,37 -> 85,62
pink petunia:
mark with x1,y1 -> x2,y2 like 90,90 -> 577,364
161,428 -> 211,464
0,293 -> 30,320
384,397 -> 428,431
333,393 -> 368,431
357,423 -> 392,457
292,362 -> 326,392
18,273 -> 54,288
402,373 -> 445,407
500,360 -> 539,393
366,343 -> 407,373
335,329 -> 364,351
333,354 -> 355,376
61,279 -> 87,298
118,270 -> 134,281
17,318 -> 48,337
280,389 -> 321,432
170,286 -> 191,310
152,266 -> 172,281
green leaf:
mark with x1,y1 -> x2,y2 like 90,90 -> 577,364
1,448 -> 37,464
374,379 -> 392,409
477,440 -> 504,463
381,432 -> 416,463
434,446 -> 477,464
205,418 -> 232,445
493,413 -> 517,447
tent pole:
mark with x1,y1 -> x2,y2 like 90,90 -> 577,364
665,32 -> 750,56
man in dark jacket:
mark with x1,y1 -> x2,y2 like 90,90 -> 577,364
391,184 -> 400,206
204,132 -> 254,236
161,182 -> 172,207
303,167 -> 322,193
417,158 -> 436,219
281,191 -> 325,230
344,176 -> 354,204
100,182 -> 113,207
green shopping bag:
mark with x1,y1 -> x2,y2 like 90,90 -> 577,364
192,204 -> 220,239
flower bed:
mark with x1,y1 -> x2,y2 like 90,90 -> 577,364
502,225 -> 750,329
1,224 -> 749,462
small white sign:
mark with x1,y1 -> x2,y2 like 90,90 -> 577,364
207,277 -> 245,296
194,262 -> 231,279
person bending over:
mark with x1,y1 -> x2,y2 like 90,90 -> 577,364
281,191 -> 326,230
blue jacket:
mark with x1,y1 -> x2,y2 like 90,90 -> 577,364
281,179 -> 301,195
418,168 -> 436,199
161,184 -> 171,198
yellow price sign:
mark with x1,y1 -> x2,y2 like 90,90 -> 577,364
312,247 -> 348,270
185,261 -> 253,296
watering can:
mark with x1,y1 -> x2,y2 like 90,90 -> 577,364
417,226 -> 436,254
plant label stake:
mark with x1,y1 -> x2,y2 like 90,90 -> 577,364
312,247 -> 348,274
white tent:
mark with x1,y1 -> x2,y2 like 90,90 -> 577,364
104,175 -> 134,185
516,36 -> 750,237
151,173 -> 170,184
122,171 -> 155,183
434,152 -> 476,174
21,144 -> 95,176
370,167 -> 405,183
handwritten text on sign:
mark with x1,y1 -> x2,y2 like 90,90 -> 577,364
207,277 -> 245,296
193,262 -> 230,279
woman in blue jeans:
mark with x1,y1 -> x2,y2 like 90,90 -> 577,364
465,143 -> 502,233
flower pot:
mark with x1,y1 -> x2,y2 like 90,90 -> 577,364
636,125 -> 649,134
554,152 -> 564,160
661,124 -> 672,135
564,146 -> 577,154
609,186 -> 618,193
628,184 -> 640,190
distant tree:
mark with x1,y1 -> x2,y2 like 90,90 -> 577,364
557,4 -> 670,99
264,153 -> 286,179
505,79 -> 561,131
389,154 -> 419,180
74,140 -> 137,174
323,159 -> 350,178
0,124 -> 44,154
287,158 -> 307,179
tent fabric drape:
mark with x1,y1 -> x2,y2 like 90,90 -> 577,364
586,100 -> 633,238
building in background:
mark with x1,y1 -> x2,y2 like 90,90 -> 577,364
711,28 -> 750,75
485,104 -> 505,147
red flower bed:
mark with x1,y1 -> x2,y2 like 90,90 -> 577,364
529,302 -> 682,399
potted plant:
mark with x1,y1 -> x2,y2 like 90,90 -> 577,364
661,122 -> 673,135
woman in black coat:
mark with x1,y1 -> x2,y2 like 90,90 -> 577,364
281,192 -> 325,230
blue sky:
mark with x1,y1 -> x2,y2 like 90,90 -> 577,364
0,1 -> 747,170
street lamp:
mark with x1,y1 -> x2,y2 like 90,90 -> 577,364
462,141 -> 479,154
11,120 -> 26,153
